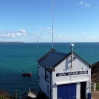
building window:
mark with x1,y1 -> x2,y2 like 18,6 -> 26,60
47,85 -> 49,93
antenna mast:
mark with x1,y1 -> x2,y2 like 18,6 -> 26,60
37,40 -> 39,77
70,43 -> 74,67
37,40 -> 38,60
52,0 -> 54,48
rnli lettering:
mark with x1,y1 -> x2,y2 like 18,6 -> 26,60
56,70 -> 88,77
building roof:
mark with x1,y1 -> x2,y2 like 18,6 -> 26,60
38,48 -> 91,71
38,48 -> 69,69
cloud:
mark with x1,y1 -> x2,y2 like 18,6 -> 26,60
17,29 -> 26,33
77,1 -> 91,7
32,32 -> 37,35
40,27 -> 51,31
57,35 -> 67,39
86,36 -> 99,39
40,36 -> 49,39
85,3 -> 90,7
81,32 -> 86,35
0,29 -> 27,38
80,1 -> 83,5
49,31 -> 52,34
77,1 -> 83,5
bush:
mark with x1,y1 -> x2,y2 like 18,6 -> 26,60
96,83 -> 99,90
0,95 -> 10,99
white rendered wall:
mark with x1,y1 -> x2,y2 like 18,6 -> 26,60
52,54 -> 91,84
38,65 -> 50,98
76,82 -> 80,99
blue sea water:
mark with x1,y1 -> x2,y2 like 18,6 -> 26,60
0,42 -> 99,97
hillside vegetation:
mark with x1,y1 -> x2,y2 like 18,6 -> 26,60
91,61 -> 99,83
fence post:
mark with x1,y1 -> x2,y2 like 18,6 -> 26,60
15,90 -> 17,99
94,83 -> 96,91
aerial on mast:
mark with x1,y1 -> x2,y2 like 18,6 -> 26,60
70,43 -> 74,67
52,0 -> 54,48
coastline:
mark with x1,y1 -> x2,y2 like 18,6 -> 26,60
0,42 -> 24,44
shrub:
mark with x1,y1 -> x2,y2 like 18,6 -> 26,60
96,83 -> 99,90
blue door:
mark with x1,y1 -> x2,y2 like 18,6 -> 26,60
57,83 -> 76,99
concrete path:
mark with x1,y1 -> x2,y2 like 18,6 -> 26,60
92,91 -> 99,99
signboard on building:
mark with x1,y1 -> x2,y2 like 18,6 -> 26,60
56,70 -> 88,77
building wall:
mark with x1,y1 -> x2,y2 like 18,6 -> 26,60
38,65 -> 50,98
52,54 -> 91,82
76,82 -> 80,99
51,53 -> 91,99
38,53 -> 91,99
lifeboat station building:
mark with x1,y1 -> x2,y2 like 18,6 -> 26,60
38,46 -> 91,99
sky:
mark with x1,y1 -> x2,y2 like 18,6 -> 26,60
0,0 -> 99,42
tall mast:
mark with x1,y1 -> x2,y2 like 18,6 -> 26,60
37,40 -> 38,60
37,40 -> 39,77
52,0 -> 54,48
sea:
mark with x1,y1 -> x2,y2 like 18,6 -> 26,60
0,42 -> 99,97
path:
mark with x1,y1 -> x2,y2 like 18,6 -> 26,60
92,91 -> 99,99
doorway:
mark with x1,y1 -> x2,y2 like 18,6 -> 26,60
81,82 -> 86,99
57,83 -> 76,99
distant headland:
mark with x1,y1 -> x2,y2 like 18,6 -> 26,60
0,42 -> 24,44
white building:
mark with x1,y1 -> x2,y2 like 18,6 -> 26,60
38,46 -> 91,99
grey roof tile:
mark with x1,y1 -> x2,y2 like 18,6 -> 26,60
38,49 -> 68,68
